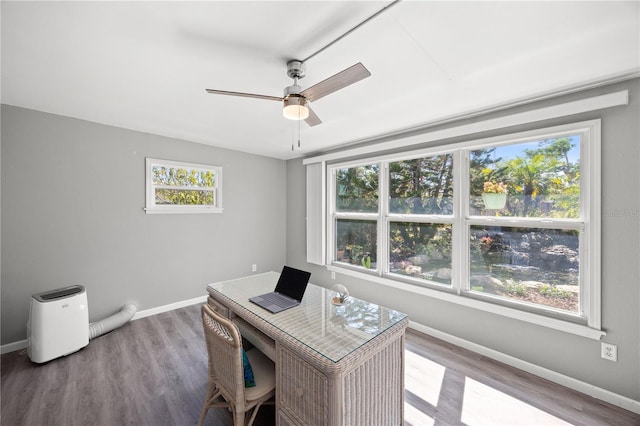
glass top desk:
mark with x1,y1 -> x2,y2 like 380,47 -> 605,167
207,271 -> 409,426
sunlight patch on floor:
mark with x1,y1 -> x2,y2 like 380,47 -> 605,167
404,401 -> 435,426
405,350 -> 446,407
461,377 -> 573,426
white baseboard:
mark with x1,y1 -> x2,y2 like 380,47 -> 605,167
408,321 -> 640,415
131,295 -> 207,321
0,295 -> 208,355
1,339 -> 28,355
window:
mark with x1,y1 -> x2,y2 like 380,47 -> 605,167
388,154 -> 454,286
467,137 -> 583,314
334,164 -> 379,270
145,158 -> 222,214
327,121 -> 600,328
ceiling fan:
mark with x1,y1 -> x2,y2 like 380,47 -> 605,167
205,60 -> 371,127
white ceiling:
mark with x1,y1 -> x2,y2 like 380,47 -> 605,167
2,1 -> 639,160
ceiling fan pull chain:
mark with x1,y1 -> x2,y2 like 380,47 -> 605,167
298,110 -> 302,149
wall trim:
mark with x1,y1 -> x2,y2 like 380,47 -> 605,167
408,321 -> 640,415
0,295 -> 208,355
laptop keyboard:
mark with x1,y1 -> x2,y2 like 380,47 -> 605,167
260,292 -> 295,308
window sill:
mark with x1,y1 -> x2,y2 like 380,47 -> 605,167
327,265 -> 605,340
144,207 -> 223,214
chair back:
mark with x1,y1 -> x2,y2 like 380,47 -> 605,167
201,304 -> 246,410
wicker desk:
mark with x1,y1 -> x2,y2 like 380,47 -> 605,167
206,272 -> 408,426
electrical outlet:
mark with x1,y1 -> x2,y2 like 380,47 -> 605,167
251,264 -> 257,272
331,271 -> 336,280
601,342 -> 617,362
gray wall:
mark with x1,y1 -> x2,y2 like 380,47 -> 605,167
286,78 -> 640,401
1,105 -> 286,344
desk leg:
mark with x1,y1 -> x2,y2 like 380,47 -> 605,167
275,332 -> 405,426
341,333 -> 405,425
276,343 -> 328,425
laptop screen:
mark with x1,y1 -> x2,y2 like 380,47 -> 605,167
274,266 -> 311,301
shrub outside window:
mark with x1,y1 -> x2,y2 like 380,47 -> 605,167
336,219 -> 377,270
333,164 -> 379,271
145,158 -> 222,214
389,222 -> 453,286
387,154 -> 454,286
327,121 -> 599,326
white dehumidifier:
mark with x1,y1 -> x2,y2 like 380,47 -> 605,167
27,285 -> 89,363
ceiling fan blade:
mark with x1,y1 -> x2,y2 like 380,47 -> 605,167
205,89 -> 282,102
301,62 -> 371,103
305,107 -> 322,127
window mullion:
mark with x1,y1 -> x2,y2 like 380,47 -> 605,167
334,212 -> 379,220
327,168 -> 336,265
467,217 -> 584,230
453,150 -> 467,294
387,214 -> 454,223
379,162 -> 389,277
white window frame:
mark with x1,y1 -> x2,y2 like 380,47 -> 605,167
145,158 -> 223,214
326,120 -> 601,338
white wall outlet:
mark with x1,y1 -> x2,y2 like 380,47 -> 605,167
331,271 -> 336,280
251,264 -> 257,272
601,342 -> 617,362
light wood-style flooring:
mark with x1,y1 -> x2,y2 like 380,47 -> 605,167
1,303 -> 638,425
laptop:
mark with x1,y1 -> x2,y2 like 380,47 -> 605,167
249,266 -> 311,313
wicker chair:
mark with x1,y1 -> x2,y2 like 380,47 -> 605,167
198,304 -> 275,426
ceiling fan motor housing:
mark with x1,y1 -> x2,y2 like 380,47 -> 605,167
287,60 -> 306,80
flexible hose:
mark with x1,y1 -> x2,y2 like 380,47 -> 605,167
89,304 -> 136,340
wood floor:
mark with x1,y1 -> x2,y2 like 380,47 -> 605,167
1,303 -> 638,426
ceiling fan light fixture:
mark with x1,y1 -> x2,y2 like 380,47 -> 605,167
283,95 -> 309,120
